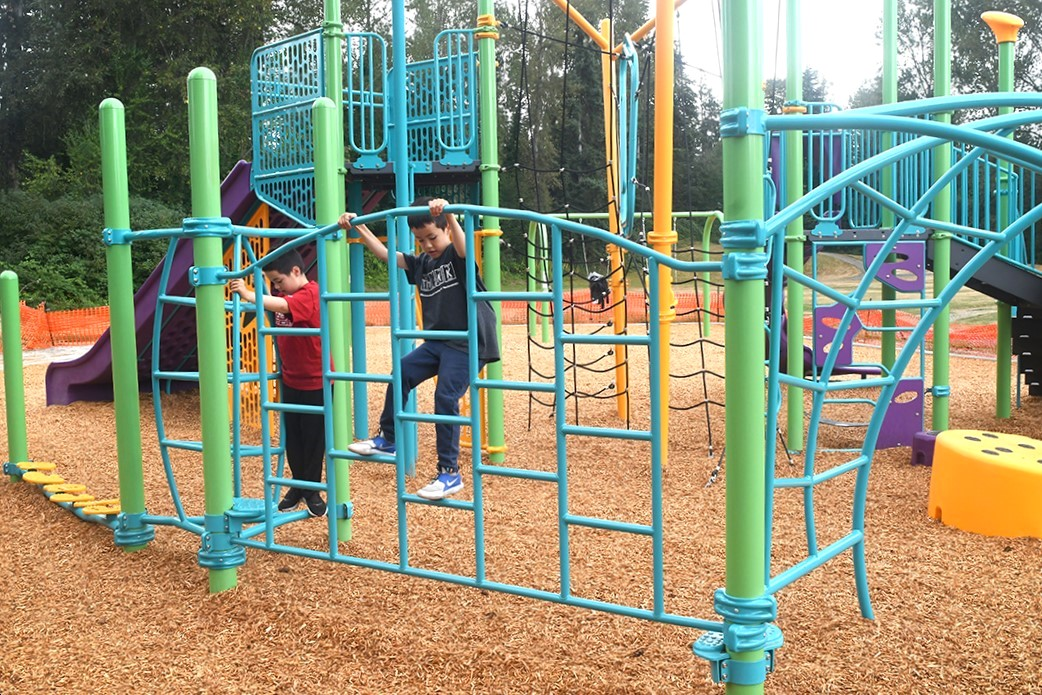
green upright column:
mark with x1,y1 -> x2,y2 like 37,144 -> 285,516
315,97 -> 352,540
721,1 -> 769,693
476,0 -> 506,463
1,271 -> 28,480
188,68 -> 239,593
931,0 -> 952,431
783,0 -> 805,452
99,99 -> 154,550
982,11 -> 1023,419
880,0 -> 898,370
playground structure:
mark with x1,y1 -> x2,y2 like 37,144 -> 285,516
5,2 -> 1042,693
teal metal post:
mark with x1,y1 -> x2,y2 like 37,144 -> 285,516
187,68 -> 240,592
0,271 -> 28,480
931,0 -> 952,431
982,11 -> 1023,419
783,0 -> 805,452
720,1 -> 771,692
476,0 -> 506,463
315,97 -> 353,540
880,0 -> 898,370
347,181 -> 369,439
99,99 -> 154,550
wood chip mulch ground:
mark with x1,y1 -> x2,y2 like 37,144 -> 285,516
1,324 -> 1040,694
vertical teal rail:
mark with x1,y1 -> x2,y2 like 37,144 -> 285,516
187,68 -> 238,593
550,223 -> 571,599
347,181 -> 369,439
99,98 -> 153,551
0,271 -> 27,479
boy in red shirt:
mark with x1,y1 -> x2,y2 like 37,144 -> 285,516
230,248 -> 327,517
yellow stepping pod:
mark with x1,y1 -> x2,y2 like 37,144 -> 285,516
50,493 -> 95,503
928,429 -> 1042,538
44,483 -> 88,494
80,502 -> 121,516
17,461 -> 56,472
22,471 -> 65,485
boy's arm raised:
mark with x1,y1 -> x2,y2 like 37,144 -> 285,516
338,213 -> 407,269
429,198 -> 467,258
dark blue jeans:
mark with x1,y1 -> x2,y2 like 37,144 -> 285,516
379,341 -> 482,474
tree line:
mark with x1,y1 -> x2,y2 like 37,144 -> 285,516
0,0 -> 1039,307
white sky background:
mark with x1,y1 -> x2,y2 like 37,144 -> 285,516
673,0 -> 886,106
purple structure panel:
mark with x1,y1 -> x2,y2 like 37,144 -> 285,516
864,241 -> 925,293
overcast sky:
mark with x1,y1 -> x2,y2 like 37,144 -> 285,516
673,0 -> 885,105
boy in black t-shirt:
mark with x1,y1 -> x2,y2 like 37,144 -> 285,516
338,197 -> 500,500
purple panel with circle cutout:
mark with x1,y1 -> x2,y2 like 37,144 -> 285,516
864,241 -> 925,293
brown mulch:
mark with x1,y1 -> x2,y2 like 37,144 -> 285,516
1,324 -> 1041,694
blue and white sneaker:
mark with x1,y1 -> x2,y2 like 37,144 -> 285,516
416,472 -> 465,500
348,435 -> 396,456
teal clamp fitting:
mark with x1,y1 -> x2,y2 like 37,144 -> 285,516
693,590 -> 783,685
189,265 -> 230,287
932,385 -> 951,398
102,227 -> 133,246
114,511 -> 156,547
479,163 -> 502,172
721,219 -> 769,281
2,461 -> 24,479
338,501 -> 354,521
720,107 -> 767,138
183,217 -> 233,238
197,512 -> 247,570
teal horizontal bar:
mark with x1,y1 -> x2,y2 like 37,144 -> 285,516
399,412 -> 469,427
774,455 -> 870,488
475,463 -> 558,482
565,513 -> 654,536
153,371 -> 200,383
161,439 -> 203,452
268,476 -> 326,492
328,447 -> 395,464
322,291 -> 390,302
474,378 -> 555,393
559,333 -> 650,346
475,290 -> 553,302
265,402 -> 324,415
768,531 -> 864,594
402,493 -> 475,511
160,295 -> 197,308
562,424 -> 652,441
822,376 -> 894,391
260,326 -> 320,337
396,329 -> 468,341
141,515 -> 204,534
327,370 -> 393,385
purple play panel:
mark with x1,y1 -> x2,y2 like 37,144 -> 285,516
863,241 -> 926,293
813,303 -> 880,377
910,429 -> 939,466
45,161 -> 262,405
877,378 -> 924,449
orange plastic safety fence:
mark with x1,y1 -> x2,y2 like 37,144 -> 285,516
1,302 -> 110,350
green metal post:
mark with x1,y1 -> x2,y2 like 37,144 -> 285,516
476,0 -> 506,463
982,11 -> 1023,419
0,271 -> 28,479
783,0 -> 805,453
99,99 -> 154,550
880,0 -> 898,370
722,1 -> 768,692
315,97 -> 353,540
188,68 -> 238,593
931,0 -> 952,431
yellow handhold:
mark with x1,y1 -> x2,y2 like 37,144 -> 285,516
22,471 -> 65,485
74,498 -> 119,509
928,429 -> 1042,538
44,483 -> 87,494
50,493 -> 95,503
17,461 -> 56,472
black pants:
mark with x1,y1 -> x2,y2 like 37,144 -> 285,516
281,384 -> 325,485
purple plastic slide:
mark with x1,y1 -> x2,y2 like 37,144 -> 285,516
45,161 -> 258,405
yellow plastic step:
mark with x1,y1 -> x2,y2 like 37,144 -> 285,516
22,471 -> 65,485
79,502 -> 121,516
50,493 -> 96,504
44,483 -> 87,494
16,461 -> 56,472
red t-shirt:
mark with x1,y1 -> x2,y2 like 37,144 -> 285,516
273,280 -> 323,390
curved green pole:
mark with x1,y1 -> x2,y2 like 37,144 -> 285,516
722,1 -> 768,693
477,0 -> 506,463
100,99 -> 153,550
931,0 -> 952,431
880,0 -> 898,370
1,271 -> 28,479
982,11 -> 1023,419
783,0 -> 805,453
314,97 -> 352,540
188,68 -> 237,593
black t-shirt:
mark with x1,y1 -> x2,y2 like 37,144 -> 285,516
402,245 -> 501,363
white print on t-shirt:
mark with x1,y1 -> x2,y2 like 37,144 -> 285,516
419,261 -> 459,296
274,311 -> 291,327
